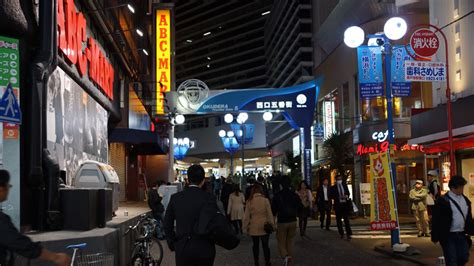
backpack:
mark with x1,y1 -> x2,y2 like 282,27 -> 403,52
193,196 -> 240,250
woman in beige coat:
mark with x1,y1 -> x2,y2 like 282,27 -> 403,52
243,184 -> 275,266
227,184 -> 245,234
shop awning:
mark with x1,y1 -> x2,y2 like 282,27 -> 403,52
108,128 -> 166,155
422,135 -> 474,154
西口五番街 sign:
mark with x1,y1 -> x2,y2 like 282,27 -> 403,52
369,151 -> 397,230
357,46 -> 384,98
404,61 -> 446,82
156,9 -> 171,114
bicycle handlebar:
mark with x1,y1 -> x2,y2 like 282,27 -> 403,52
124,214 -> 157,236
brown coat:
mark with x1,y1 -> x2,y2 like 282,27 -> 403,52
242,193 -> 275,236
227,192 -> 245,221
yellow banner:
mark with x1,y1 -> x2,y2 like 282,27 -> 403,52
155,9 -> 171,114
369,151 -> 397,230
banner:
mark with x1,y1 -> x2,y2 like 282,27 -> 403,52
357,46 -> 383,98
369,151 -> 397,230
405,61 -> 446,82
391,46 -> 412,97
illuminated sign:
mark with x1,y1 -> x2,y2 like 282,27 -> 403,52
57,0 -> 114,100
356,141 -> 424,156
323,101 -> 335,139
156,9 -> 171,114
371,130 -> 395,143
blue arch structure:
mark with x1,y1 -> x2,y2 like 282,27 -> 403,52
171,78 -> 323,184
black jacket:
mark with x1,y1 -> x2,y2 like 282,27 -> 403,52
147,189 -> 164,220
0,211 -> 42,266
330,183 -> 351,212
316,185 -> 332,209
431,193 -> 474,243
272,188 -> 303,223
164,186 -> 217,264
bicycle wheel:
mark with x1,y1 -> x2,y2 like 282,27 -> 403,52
131,254 -> 145,266
149,238 -> 164,265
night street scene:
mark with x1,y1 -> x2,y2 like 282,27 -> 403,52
1,0 -> 474,265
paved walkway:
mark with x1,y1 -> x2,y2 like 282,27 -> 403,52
159,222 -> 416,266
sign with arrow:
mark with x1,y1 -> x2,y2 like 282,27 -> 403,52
0,83 -> 21,124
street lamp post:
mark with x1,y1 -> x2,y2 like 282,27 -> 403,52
344,17 -> 407,246
219,130 -> 240,176
224,113 -> 250,188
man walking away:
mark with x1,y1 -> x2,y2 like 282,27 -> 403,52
164,165 -> 218,266
432,176 -> 474,266
272,175 -> 303,266
409,180 -> 430,237
330,175 -> 353,240
221,176 -> 234,215
0,170 -> 70,266
316,178 -> 331,230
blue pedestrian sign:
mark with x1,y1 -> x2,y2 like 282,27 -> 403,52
0,83 -> 21,124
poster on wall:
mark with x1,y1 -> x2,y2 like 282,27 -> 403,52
369,151 -> 397,230
46,67 -> 108,184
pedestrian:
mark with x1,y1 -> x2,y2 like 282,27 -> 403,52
0,170 -> 71,266
431,175 -> 474,266
257,176 -> 270,198
330,175 -> 352,240
316,177 -> 331,230
245,177 -> 256,201
296,181 -> 312,236
221,176 -> 234,214
147,180 -> 165,239
272,175 -> 303,266
227,184 -> 245,234
409,180 -> 430,237
242,184 -> 274,266
164,165 -> 219,266
427,170 -> 441,217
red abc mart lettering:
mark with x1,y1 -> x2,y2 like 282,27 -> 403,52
57,0 -> 114,100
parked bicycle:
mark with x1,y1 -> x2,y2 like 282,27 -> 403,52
67,243 -> 114,266
124,214 -> 164,265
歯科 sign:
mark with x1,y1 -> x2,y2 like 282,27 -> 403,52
156,9 -> 172,114
404,61 -> 446,82
357,46 -> 384,98
410,28 -> 439,58
391,46 -> 411,97
369,151 -> 397,230
57,0 -> 115,100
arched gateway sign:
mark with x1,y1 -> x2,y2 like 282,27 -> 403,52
166,79 -> 323,184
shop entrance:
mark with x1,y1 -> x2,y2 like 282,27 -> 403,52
395,161 -> 424,215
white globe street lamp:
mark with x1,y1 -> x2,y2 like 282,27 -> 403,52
343,26 -> 365,48
237,112 -> 248,124
384,17 -> 407,40
219,130 -> 226,138
224,113 -> 234,124
227,131 -> 234,137
263,112 -> 273,121
175,114 -> 185,125
183,138 -> 190,146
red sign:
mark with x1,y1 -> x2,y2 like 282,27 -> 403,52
3,123 -> 19,139
57,0 -> 114,100
410,29 -> 439,58
356,141 -> 424,156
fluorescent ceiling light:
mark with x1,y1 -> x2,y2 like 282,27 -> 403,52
206,64 -> 210,68
186,39 -> 193,43
136,29 -> 143,37
203,32 -> 211,36
261,11 -> 270,16
142,49 -> 149,56
127,4 -> 135,14
207,56 -> 211,60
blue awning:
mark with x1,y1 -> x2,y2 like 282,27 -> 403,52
108,128 -> 165,155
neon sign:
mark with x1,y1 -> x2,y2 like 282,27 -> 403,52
156,9 -> 171,114
57,0 -> 115,100
356,141 -> 424,156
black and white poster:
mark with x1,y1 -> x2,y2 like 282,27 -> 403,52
46,67 -> 108,184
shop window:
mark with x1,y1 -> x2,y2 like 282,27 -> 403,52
455,23 -> 461,42
455,47 -> 461,62
456,70 -> 461,81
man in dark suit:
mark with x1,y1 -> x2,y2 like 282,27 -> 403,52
330,175 -> 353,239
316,177 -> 332,230
164,165 -> 218,266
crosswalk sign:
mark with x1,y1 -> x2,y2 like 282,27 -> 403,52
0,83 -> 21,124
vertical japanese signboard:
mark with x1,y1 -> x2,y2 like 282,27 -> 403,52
156,9 -> 171,114
323,101 -> 335,139
357,46 -> 383,98
369,151 -> 397,230
391,46 -> 411,97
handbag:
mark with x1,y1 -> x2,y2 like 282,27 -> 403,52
264,223 -> 274,234
426,195 -> 435,206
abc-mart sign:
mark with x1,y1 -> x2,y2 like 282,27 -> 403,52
57,0 -> 115,100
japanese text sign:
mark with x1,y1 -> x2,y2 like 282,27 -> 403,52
0,36 -> 19,88
405,61 -> 446,82
410,28 -> 439,58
369,151 -> 397,230
357,46 -> 383,98
391,46 -> 411,97
156,9 -> 171,114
